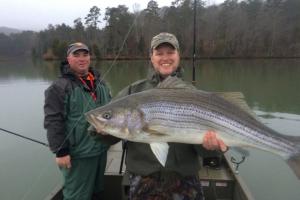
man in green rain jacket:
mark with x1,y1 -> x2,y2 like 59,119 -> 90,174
44,42 -> 111,200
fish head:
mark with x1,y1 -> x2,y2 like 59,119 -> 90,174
85,102 -> 145,140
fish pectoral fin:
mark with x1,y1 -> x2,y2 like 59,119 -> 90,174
142,126 -> 168,136
287,153 -> 300,179
150,142 -> 169,167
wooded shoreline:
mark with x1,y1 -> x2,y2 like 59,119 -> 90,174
42,56 -> 300,61
1,0 -> 300,60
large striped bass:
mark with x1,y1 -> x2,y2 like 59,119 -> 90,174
85,77 -> 300,179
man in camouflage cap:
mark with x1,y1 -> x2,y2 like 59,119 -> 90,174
100,32 -> 227,200
149,32 -> 181,78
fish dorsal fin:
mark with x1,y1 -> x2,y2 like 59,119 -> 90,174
150,142 -> 169,166
215,92 -> 258,120
157,76 -> 195,89
158,77 -> 257,119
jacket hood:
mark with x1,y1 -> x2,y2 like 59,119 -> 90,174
146,65 -> 184,85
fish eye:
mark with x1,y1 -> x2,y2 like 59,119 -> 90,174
102,111 -> 112,120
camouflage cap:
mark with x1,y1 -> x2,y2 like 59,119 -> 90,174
67,42 -> 89,56
150,32 -> 179,51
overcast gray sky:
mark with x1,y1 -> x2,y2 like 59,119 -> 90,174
0,0 -> 224,31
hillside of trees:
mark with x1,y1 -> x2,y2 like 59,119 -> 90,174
1,0 -> 300,59
0,27 -> 22,35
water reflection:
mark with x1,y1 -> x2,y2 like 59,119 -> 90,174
1,58 -> 300,114
95,60 -> 150,96
190,59 -> 300,114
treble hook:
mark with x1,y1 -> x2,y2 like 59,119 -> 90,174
230,155 -> 246,174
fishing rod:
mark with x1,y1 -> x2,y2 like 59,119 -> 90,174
192,0 -> 197,85
0,127 -> 48,147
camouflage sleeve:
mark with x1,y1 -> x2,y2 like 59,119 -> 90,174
114,85 -> 131,99
114,78 -> 148,99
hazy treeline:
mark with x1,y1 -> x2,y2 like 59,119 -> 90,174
1,0 -> 300,59
0,31 -> 36,57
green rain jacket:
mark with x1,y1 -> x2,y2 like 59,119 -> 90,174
44,63 -> 111,158
103,67 -> 220,176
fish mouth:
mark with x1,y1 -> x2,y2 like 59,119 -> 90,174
85,114 -> 106,133
85,113 -> 94,125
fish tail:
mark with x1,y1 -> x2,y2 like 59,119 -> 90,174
281,135 -> 300,179
287,153 -> 300,179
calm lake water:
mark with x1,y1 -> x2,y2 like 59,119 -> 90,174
0,58 -> 300,200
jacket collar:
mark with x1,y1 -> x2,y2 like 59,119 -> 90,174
147,66 -> 184,85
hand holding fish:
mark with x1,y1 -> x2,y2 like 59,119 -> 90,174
202,131 -> 228,153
